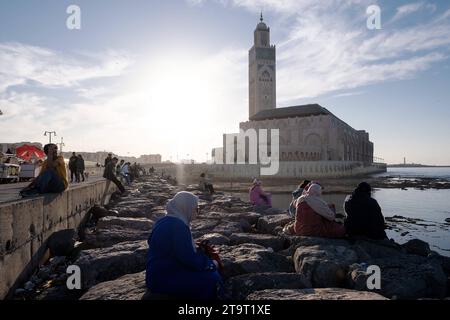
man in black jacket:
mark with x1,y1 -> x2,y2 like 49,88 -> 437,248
69,152 -> 78,183
101,157 -> 125,205
344,182 -> 387,240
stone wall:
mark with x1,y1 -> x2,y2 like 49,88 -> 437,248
148,161 -> 386,181
0,180 -> 116,299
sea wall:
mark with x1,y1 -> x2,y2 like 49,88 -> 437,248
149,161 -> 386,181
0,180 -> 116,299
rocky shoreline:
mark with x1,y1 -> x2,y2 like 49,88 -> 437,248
12,175 -> 450,300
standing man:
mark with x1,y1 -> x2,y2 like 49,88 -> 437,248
116,159 -> 125,178
104,153 -> 113,167
69,152 -> 78,183
101,157 -> 125,206
20,144 -> 68,197
77,154 -> 85,182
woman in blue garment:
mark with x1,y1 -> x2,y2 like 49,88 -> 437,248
146,191 -> 223,299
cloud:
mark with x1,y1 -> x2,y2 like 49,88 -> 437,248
391,2 -> 436,22
189,0 -> 450,102
0,43 -> 133,93
0,46 -> 248,160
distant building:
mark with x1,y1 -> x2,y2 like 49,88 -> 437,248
61,151 -> 162,165
139,154 -> 162,164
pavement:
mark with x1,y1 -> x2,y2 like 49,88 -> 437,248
0,176 -> 105,204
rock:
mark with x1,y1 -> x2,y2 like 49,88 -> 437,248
74,240 -> 148,289
256,214 -> 292,235
90,205 -> 109,222
24,281 -> 35,291
225,273 -> 311,300
80,272 -> 147,300
283,236 -> 351,256
445,218 -> 450,224
83,226 -> 149,248
229,233 -> 287,252
37,268 -> 51,280
199,212 -> 261,225
191,219 -> 220,235
49,256 -> 66,266
217,244 -> 294,278
47,229 -> 77,257
97,216 -> 153,231
293,244 -> 358,288
352,239 -> 403,259
262,207 -> 287,215
247,288 -> 388,300
14,288 -> 26,295
348,255 -> 447,299
402,239 -> 431,257
210,221 -> 245,237
196,233 -> 231,246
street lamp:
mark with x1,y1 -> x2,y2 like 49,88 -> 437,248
44,131 -> 57,144
57,137 -> 65,155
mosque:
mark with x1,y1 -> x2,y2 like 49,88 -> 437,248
210,15 -> 385,178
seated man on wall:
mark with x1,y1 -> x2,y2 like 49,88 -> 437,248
20,144 -> 68,197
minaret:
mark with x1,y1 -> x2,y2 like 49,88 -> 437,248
248,13 -> 276,119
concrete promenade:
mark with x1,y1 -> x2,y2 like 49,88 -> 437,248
0,177 -> 116,299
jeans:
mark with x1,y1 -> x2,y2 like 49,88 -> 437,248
35,169 -> 65,194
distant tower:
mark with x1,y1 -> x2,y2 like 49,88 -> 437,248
248,13 -> 276,119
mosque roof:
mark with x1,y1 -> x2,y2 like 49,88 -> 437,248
249,104 -> 331,121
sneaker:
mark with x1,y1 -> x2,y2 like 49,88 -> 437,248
20,189 -> 40,198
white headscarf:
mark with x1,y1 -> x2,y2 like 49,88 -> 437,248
296,184 -> 335,221
166,191 -> 199,226
166,191 -> 199,251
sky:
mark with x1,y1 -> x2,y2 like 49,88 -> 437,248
0,0 -> 449,165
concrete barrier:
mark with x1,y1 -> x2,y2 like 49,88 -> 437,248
0,179 -> 116,299
148,161 -> 387,181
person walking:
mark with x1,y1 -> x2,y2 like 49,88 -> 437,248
69,152 -> 77,183
76,154 -> 85,182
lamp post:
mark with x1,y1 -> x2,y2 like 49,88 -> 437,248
57,137 -> 65,155
44,131 -> 57,144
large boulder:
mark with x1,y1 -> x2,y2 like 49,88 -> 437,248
293,244 -> 358,288
229,233 -> 288,252
47,229 -> 77,257
83,226 -> 150,248
211,221 -> 246,237
348,255 -> 447,299
199,211 -> 261,225
80,272 -> 147,300
401,239 -> 431,257
256,214 -> 292,235
217,244 -> 294,278
97,216 -> 153,231
225,273 -> 311,300
247,288 -> 388,300
196,233 -> 231,246
281,236 -> 351,256
74,240 -> 148,289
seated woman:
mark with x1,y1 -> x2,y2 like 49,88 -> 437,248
199,173 -> 215,194
249,179 -> 272,208
344,182 -> 387,240
283,183 -> 345,238
146,191 -> 223,300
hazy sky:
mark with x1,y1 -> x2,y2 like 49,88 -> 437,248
1,0 -> 449,164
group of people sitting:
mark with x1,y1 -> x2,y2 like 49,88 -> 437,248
249,178 -> 387,240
